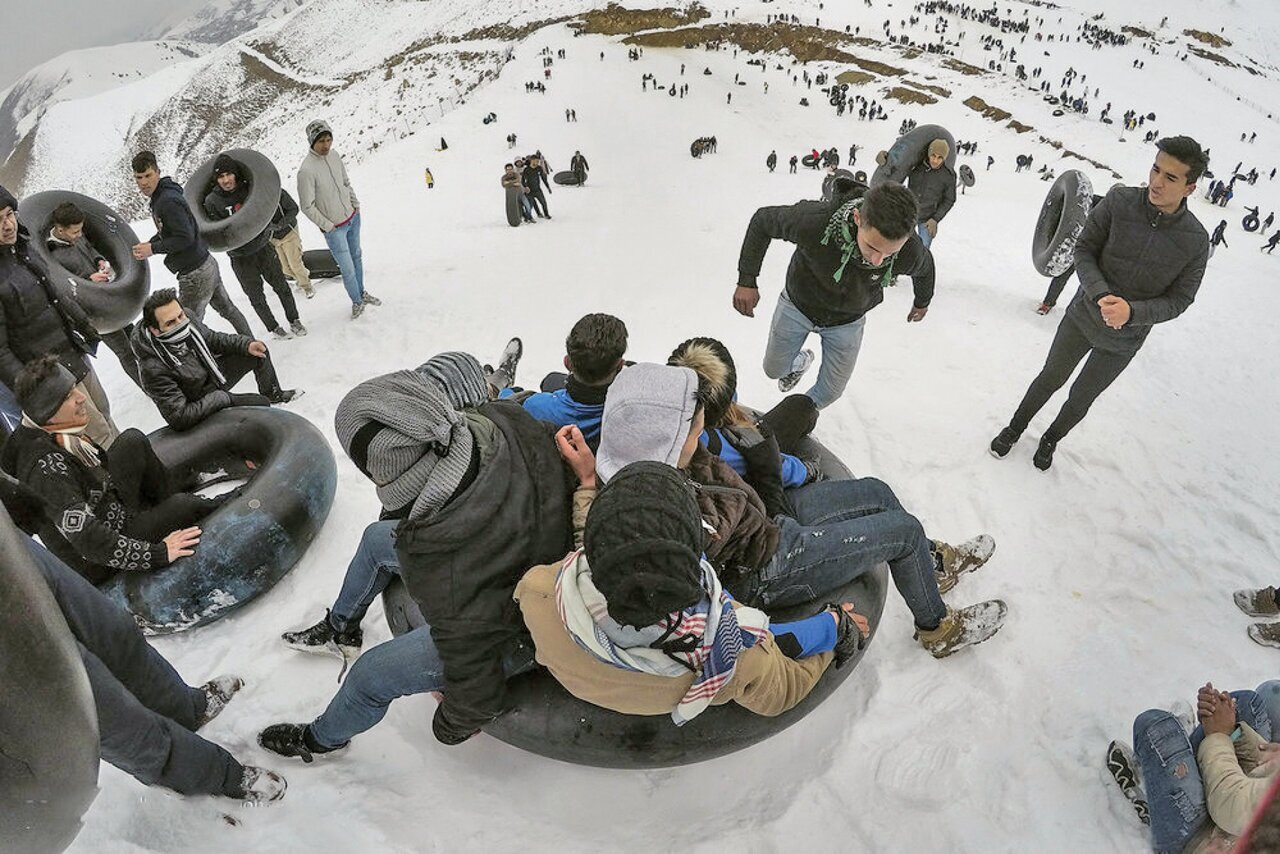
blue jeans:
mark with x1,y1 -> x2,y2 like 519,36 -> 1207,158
731,478 -> 947,630
1134,681 -> 1280,853
323,210 -> 365,306
329,521 -> 401,633
763,290 -> 866,409
916,222 -> 934,249
519,193 -> 533,220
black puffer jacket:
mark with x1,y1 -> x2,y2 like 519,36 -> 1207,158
131,317 -> 254,430
46,231 -> 105,279
1070,186 -> 1209,353
0,227 -> 98,387
737,198 -> 936,326
394,400 -> 573,744
906,160 -> 957,222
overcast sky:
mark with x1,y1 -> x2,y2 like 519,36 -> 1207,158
1,0 -> 208,90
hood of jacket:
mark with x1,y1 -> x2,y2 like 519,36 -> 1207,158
149,177 -> 185,210
596,363 -> 701,484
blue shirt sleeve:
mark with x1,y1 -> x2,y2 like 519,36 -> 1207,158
780,453 -> 807,488
769,613 -> 837,657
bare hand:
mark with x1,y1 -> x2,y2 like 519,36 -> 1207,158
1098,295 -> 1131,329
1197,683 -> 1237,736
555,424 -> 597,488
1258,743 -> 1280,766
828,602 -> 872,639
733,286 -> 760,317
89,271 -> 110,283
907,306 -> 928,322
132,243 -> 154,260
163,526 -> 201,562
248,340 -> 268,358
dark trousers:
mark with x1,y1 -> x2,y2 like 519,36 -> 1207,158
1042,266 -> 1075,308
528,189 -> 550,217
230,247 -> 299,332
221,351 -> 283,400
26,539 -> 243,796
759,394 -> 819,454
1009,314 -> 1136,443
108,429 -> 213,541
101,325 -> 142,388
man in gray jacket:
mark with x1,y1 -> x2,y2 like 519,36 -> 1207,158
297,121 -> 380,318
990,136 -> 1210,470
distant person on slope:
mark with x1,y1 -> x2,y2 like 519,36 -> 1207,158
1210,219 -> 1229,250
502,163 -> 534,224
570,150 -> 590,186
905,138 -> 957,249
1265,231 -> 1280,254
732,182 -> 935,409
523,155 -> 552,219
767,150 -> 778,172
990,136 -> 1210,470
297,120 -> 381,319
129,151 -> 253,337
790,155 -> 798,174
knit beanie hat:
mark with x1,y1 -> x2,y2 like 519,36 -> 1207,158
307,120 -> 333,148
0,184 -> 16,213
668,338 -> 736,429
928,138 -> 950,161
417,352 -> 489,409
334,370 -> 474,521
212,153 -> 239,178
584,461 -> 705,628
16,362 -> 77,424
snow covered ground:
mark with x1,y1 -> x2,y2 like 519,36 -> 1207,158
18,0 -> 1280,850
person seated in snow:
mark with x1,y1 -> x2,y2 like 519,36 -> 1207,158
44,201 -> 142,388
0,355 -> 213,585
202,153 -> 306,340
131,289 -> 300,432
591,363 -> 1006,659
257,353 -> 573,759
515,460 -> 870,722
905,138 -> 956,248
1106,681 -> 1280,853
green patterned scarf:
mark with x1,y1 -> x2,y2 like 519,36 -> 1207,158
820,198 -> 897,287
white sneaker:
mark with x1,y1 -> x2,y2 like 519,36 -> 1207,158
777,349 -> 815,393
196,675 -> 245,728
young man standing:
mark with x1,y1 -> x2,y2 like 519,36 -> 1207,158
905,138 -> 957,248
990,136 -> 1210,470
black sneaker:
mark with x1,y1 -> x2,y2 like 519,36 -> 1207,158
1033,437 -> 1057,470
258,723 -> 346,764
271,389 -> 304,405
989,426 -> 1021,458
1106,740 -> 1150,825
196,675 -> 245,729
777,349 -> 814,393
282,610 -> 363,660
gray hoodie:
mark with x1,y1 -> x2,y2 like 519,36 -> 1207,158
595,363 -> 700,484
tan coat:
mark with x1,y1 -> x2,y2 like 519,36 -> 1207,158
1186,725 -> 1280,853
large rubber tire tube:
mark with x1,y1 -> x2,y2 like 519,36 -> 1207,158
1032,169 -> 1094,277
0,507 -> 99,853
382,434 -> 889,768
17,191 -> 150,334
183,149 -> 281,253
821,168 -> 855,202
100,407 -> 336,634
1243,213 -> 1260,233
870,123 -> 956,187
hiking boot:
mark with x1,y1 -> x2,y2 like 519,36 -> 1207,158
271,389 -> 303,405
196,675 -> 245,729
489,337 -> 523,390
1033,437 -> 1058,470
270,327 -> 291,340
1248,622 -> 1280,649
915,600 -> 1007,658
290,319 -> 308,337
282,610 -> 363,660
351,302 -> 365,319
1036,302 -> 1053,315
777,349 -> 815,393
932,535 -> 996,594
989,426 -> 1021,458
361,291 -> 382,306
1106,740 -> 1150,825
1235,586 -> 1280,617
258,723 -> 347,764
237,766 -> 287,803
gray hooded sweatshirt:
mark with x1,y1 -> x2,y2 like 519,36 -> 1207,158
595,363 -> 700,484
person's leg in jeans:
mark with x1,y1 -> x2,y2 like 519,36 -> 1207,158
101,326 -> 143,388
1041,266 -> 1076,308
1040,345 -> 1136,443
1132,709 -> 1211,852
916,221 -> 933,249
345,211 -> 365,298
1256,681 -> 1280,736
807,315 -> 866,409
176,257 -> 218,322
324,221 -> 362,306
328,521 -> 401,632
1007,314 -> 1095,435
76,364 -> 119,448
762,291 -> 816,381
230,253 -> 279,332
259,248 -> 300,324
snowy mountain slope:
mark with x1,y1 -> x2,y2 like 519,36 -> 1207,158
146,0 -> 308,45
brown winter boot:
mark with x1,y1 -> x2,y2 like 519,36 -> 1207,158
916,601 -> 1008,659
932,536 -> 996,594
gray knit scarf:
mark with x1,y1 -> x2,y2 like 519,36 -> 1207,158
820,198 -> 897,286
151,320 -> 227,386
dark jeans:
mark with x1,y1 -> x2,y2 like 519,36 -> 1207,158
1008,312 -> 1136,443
528,189 -> 550,217
101,325 -> 142,388
26,538 -> 243,796
108,429 -> 213,541
230,247 -> 300,332
1042,266 -> 1075,308
221,351 -> 284,400
176,254 -> 253,337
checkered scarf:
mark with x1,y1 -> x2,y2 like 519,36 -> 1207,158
820,197 -> 897,286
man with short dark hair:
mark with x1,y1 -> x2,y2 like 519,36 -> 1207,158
733,182 -> 936,408
131,288 -> 299,431
990,135 -> 1211,470
129,151 -> 253,337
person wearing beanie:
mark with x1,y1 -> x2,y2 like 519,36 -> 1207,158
733,182 -> 936,410
202,152 -> 307,340
259,361 -> 573,759
905,138 -> 957,249
297,120 -> 380,318
0,185 -> 119,449
0,355 -> 216,584
129,150 -> 254,338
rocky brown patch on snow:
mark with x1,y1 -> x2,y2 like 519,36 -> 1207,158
1183,29 -> 1231,48
581,3 -> 711,36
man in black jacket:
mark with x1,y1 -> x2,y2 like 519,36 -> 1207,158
733,181 -> 935,409
129,151 -> 252,337
203,154 -> 306,339
991,136 -> 1211,470
131,288 -> 299,432
905,138 -> 957,248
0,185 -> 119,447
522,155 -> 552,219
570,150 -> 590,186
268,188 -> 313,298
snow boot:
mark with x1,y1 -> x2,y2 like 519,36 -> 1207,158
1033,437 -> 1058,470
196,675 -> 245,729
258,723 -> 347,764
932,535 -> 996,594
1248,622 -> 1280,649
290,319 -> 308,337
282,610 -> 363,661
1235,586 -> 1280,618
777,348 -> 815,393
489,337 -> 523,391
270,326 -> 291,340
236,766 -> 287,803
1106,740 -> 1150,825
989,426 -> 1021,458
361,291 -> 382,306
915,601 -> 1007,658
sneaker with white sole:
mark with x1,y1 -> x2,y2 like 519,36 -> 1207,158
237,766 -> 287,804
777,348 -> 815,393
1235,586 -> 1280,618
488,337 -> 523,391
270,327 -> 291,340
351,302 -> 365,319
1105,740 -> 1150,825
1248,622 -> 1280,648
196,675 -> 245,729
290,319 -> 307,337
361,292 -> 382,306
915,600 -> 1007,658
932,535 -> 996,594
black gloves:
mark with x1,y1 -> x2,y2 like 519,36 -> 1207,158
722,422 -> 787,518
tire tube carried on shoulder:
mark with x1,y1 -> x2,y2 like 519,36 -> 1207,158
183,148 -> 282,253
100,407 -> 337,634
0,508 -> 99,852
821,168 -> 855,202
869,123 -> 957,187
17,191 -> 150,334
958,165 -> 975,188
1243,213 -> 1260,233
801,154 -> 818,167
1031,169 -> 1094,277
381,432 -> 889,768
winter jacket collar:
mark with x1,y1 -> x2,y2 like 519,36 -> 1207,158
565,374 -> 610,405
1140,192 -> 1190,229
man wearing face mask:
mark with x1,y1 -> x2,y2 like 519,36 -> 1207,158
131,288 -> 300,432
732,181 -> 936,409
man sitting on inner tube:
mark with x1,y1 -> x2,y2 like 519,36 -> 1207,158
0,355 -> 212,584
593,363 -> 1007,659
905,138 -> 957,249
132,288 -> 301,432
